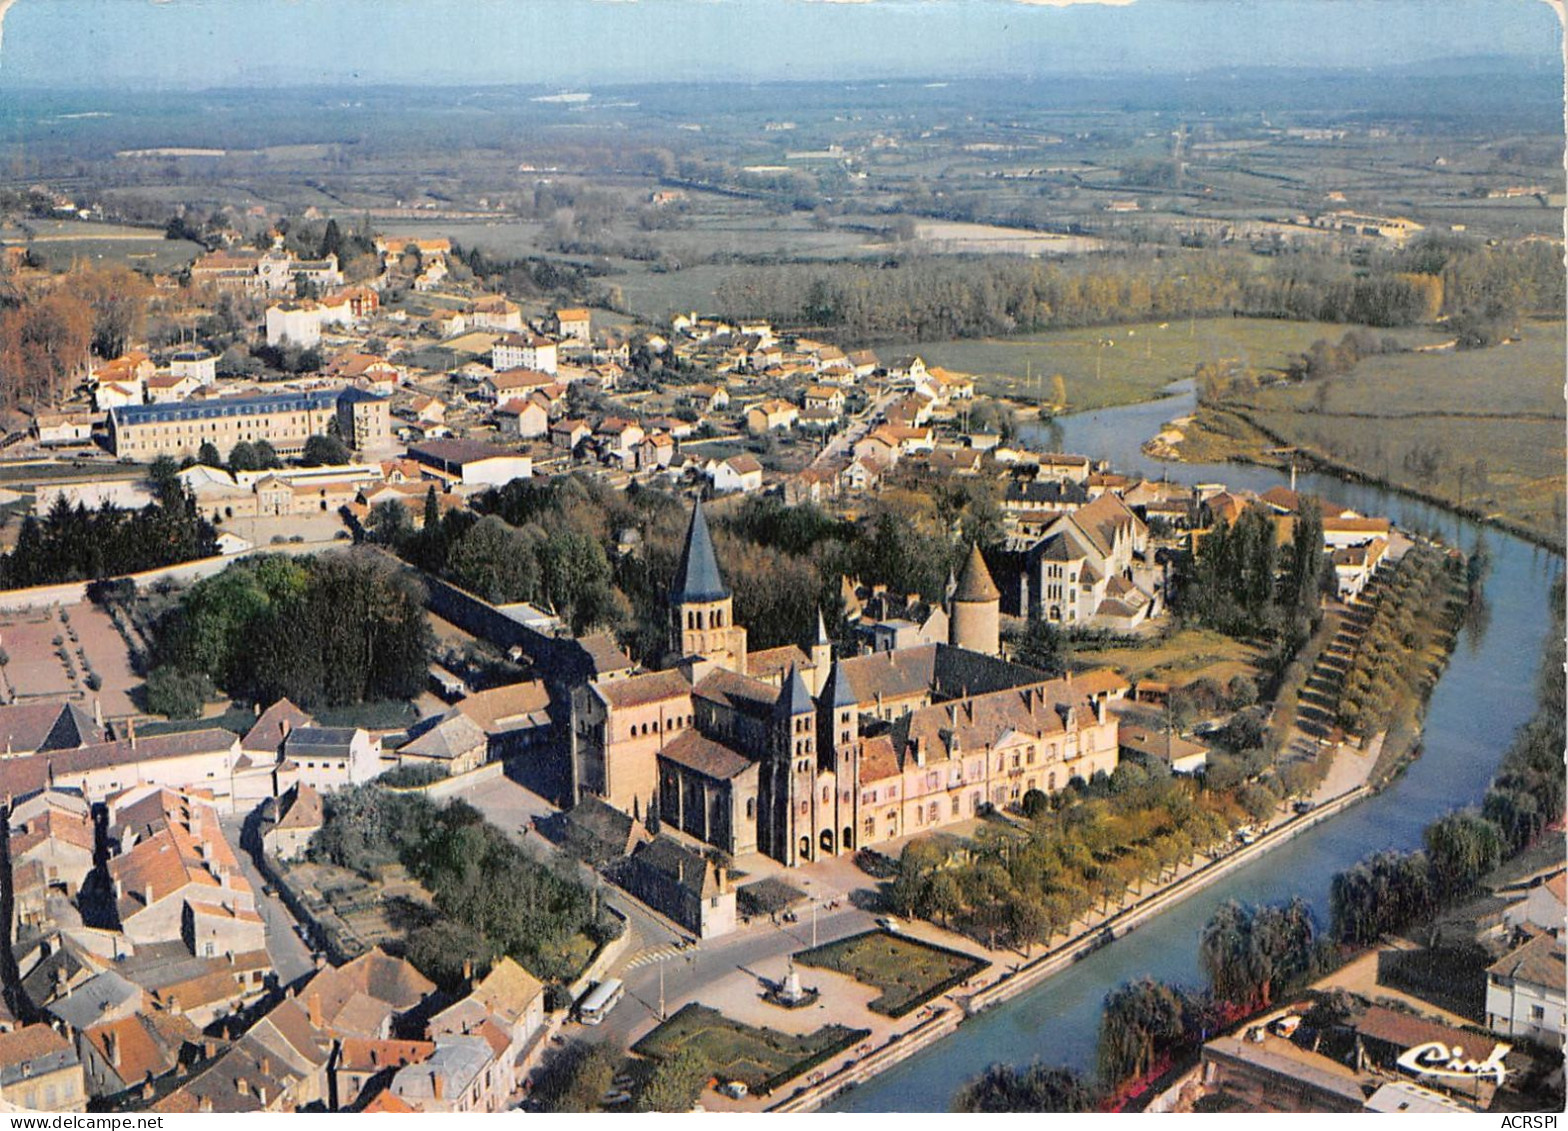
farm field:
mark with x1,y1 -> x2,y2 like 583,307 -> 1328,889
913,219 -> 1102,256
5,219 -> 206,273
794,930 -> 988,1018
612,263 -> 747,321
880,318 -> 1452,415
1260,321 -> 1565,419
1214,320 -> 1566,543
632,1003 -> 869,1094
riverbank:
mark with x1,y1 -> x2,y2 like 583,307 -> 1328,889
770,783 -> 1371,1113
820,372 -> 1567,1114
1159,403 -> 1564,553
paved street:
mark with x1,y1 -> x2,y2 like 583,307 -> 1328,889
808,388 -> 898,471
220,814 -> 317,986
580,901 -> 879,1050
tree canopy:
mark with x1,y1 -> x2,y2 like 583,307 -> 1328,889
152,550 -> 431,710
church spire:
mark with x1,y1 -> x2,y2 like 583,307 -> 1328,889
779,664 -> 814,717
671,499 -> 728,604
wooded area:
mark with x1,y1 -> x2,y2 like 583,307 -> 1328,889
147,549 -> 432,714
311,783 -> 610,986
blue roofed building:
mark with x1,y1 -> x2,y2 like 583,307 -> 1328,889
107,390 -> 341,460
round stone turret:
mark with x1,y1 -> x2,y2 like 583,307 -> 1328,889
949,543 -> 1000,656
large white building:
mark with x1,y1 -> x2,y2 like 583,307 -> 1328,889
1485,933 -> 1566,1044
266,302 -> 325,348
491,333 -> 558,376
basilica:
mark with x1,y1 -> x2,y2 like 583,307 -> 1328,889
569,502 -> 1127,867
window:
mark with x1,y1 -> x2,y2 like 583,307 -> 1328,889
1531,1004 -> 1546,1022
746,798 -> 755,819
951,796 -> 960,818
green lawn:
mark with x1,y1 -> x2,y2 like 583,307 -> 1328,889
794,930 -> 988,1018
632,1003 -> 869,1094
1218,320 -> 1567,543
1075,627 -> 1265,688
879,317 -> 1451,414
21,235 -> 205,274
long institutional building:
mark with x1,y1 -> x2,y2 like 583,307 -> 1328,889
106,389 -> 390,460
572,503 -> 1126,867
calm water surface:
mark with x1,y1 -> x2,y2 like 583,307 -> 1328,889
830,381 -> 1563,1111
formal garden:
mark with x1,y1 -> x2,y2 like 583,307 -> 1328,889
793,929 -> 989,1018
632,1003 -> 870,1095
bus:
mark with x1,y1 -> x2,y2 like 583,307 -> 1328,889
578,978 -> 624,1025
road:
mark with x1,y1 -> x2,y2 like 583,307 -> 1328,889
808,387 -> 899,471
586,901 -> 878,1050
446,774 -> 885,1052
220,814 -> 317,986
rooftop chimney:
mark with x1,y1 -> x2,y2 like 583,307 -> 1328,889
235,1077 -> 248,1097
105,1029 -> 121,1068
307,992 -> 323,1030
431,1071 -> 444,1101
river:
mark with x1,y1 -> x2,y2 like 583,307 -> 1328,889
829,380 -> 1564,1111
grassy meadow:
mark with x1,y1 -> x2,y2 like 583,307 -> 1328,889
880,317 -> 1451,415
1207,320 -> 1566,544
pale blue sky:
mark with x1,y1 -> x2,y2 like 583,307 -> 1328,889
0,0 -> 1559,88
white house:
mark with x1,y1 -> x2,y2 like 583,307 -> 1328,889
469,296 -> 524,333
706,453 -> 764,494
145,373 -> 204,404
492,333 -> 559,376
93,381 -> 143,411
266,302 -> 325,349
169,350 -> 218,387
1485,933 -> 1566,1043
496,397 -> 549,440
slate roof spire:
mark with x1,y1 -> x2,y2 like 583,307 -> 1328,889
824,660 -> 858,709
672,499 -> 729,604
952,543 -> 1001,602
779,665 -> 815,716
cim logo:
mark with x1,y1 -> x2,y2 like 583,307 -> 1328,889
1394,1039 -> 1512,1086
